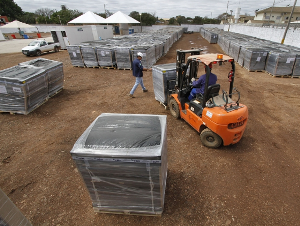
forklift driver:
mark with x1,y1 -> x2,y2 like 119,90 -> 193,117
188,63 -> 217,101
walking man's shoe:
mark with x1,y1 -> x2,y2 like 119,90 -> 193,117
129,94 -> 135,98
143,89 -> 148,92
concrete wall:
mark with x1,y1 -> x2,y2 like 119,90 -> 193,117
0,30 -> 5,40
224,24 -> 300,48
131,24 -> 224,33
0,24 -> 62,34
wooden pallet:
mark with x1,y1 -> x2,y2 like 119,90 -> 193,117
49,88 -> 63,98
73,65 -> 85,68
247,69 -> 263,73
85,66 -> 100,68
157,100 -> 168,110
100,66 -> 116,70
93,208 -> 162,217
117,68 -> 132,70
291,76 -> 300,78
243,67 -> 263,72
265,71 -> 291,78
0,111 -> 18,115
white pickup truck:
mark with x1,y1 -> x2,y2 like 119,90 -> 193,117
22,40 -> 61,56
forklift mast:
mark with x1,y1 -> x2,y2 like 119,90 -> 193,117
176,49 -> 202,90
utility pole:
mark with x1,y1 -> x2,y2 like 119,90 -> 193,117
104,4 -> 106,18
225,0 -> 229,22
281,0 -> 297,44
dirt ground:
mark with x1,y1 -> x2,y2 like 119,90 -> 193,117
1,33 -> 300,226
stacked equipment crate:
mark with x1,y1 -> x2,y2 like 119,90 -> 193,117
0,58 -> 64,114
152,63 -> 177,106
70,113 -> 168,215
19,58 -> 64,97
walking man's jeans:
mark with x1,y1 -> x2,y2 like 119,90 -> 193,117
130,77 -> 146,94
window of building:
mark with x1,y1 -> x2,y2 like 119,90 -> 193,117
285,17 -> 289,20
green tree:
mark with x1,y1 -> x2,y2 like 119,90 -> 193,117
176,15 -> 187,25
51,9 -> 82,25
141,12 -> 156,26
35,8 -> 54,24
192,16 -> 203,24
0,0 -> 23,21
128,11 -> 156,26
129,11 -> 140,22
19,12 -> 37,24
168,17 -> 176,25
97,10 -> 113,18
97,13 -> 106,18
35,8 -> 54,18
216,12 -> 231,21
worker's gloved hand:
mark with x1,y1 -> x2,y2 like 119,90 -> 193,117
191,78 -> 195,82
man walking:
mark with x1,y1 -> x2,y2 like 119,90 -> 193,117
129,52 -> 152,98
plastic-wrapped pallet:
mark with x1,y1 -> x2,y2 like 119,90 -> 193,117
207,32 -> 218,44
70,113 -> 168,216
0,65 -> 48,114
66,45 -> 85,67
131,45 -> 156,69
239,47 -> 269,71
154,43 -> 161,61
19,58 -> 64,97
292,54 -> 300,77
265,50 -> 297,76
152,63 -> 177,105
217,35 -> 227,53
228,41 -> 242,61
80,45 -> 99,68
115,47 -> 132,69
96,46 -> 116,68
0,188 -> 32,226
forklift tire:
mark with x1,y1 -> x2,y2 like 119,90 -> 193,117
200,128 -> 222,148
169,98 -> 180,119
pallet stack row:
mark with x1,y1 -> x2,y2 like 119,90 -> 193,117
200,27 -> 300,77
70,113 -> 168,216
66,27 -> 184,69
0,58 -> 64,114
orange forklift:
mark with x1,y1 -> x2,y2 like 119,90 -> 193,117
169,50 -> 248,148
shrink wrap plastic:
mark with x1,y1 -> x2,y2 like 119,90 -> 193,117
71,113 -> 167,215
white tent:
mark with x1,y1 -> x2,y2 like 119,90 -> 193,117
104,11 -> 140,24
68,11 -> 106,24
1,20 -> 35,28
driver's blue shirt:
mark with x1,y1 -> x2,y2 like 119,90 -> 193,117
132,58 -> 144,77
192,73 -> 217,95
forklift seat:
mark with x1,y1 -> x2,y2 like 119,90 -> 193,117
205,84 -> 220,100
196,84 -> 220,103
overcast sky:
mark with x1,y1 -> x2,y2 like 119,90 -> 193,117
14,0 -> 300,19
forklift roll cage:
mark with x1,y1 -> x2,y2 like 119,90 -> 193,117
175,50 -> 236,109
